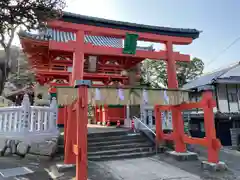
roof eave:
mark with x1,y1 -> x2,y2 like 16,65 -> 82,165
61,12 -> 200,40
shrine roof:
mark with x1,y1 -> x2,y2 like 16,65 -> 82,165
19,29 -> 154,51
61,12 -> 201,39
19,28 -> 123,48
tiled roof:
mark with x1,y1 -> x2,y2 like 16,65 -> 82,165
19,28 -> 155,50
182,62 -> 240,90
19,28 -> 123,48
62,12 -> 200,39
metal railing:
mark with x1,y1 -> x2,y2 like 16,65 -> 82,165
133,116 -> 159,154
133,116 -> 156,136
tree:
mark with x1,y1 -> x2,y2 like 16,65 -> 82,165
0,0 -> 66,95
141,57 -> 204,88
176,58 -> 204,87
6,47 -> 35,89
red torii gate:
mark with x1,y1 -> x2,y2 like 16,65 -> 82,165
48,13 -> 203,180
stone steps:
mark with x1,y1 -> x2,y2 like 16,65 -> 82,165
87,130 -> 130,138
88,151 -> 155,161
57,129 -> 155,161
88,130 -> 155,161
88,146 -> 154,156
88,142 -> 153,152
88,133 -> 142,142
88,138 -> 147,147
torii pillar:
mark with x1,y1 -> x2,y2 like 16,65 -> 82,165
71,30 -> 89,180
165,41 -> 186,153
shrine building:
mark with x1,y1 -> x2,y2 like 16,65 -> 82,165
18,12 -> 200,126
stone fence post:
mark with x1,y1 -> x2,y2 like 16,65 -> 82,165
49,97 -> 58,132
20,94 -> 31,134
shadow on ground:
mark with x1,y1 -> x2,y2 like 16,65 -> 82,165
0,155 -> 119,180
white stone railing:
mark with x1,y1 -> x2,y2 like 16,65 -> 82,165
0,94 -> 59,143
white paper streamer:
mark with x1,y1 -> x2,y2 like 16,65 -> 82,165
95,88 -> 101,100
162,90 -> 173,130
118,89 -> 124,101
143,89 -> 148,103
163,90 -> 169,104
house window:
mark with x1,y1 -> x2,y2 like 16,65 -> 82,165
228,92 -> 238,102
227,84 -> 238,103
217,84 -> 227,100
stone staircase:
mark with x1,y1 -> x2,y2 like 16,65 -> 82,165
88,130 -> 155,161
57,129 -> 156,161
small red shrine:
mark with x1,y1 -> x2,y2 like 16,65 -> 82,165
18,12 -> 206,180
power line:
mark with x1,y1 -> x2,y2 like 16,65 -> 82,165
205,36 -> 240,67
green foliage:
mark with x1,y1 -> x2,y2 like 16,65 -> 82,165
177,58 -> 204,87
7,49 -> 35,89
0,0 -> 66,95
141,57 -> 204,88
141,59 -> 167,88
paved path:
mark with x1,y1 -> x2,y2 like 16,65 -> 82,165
1,151 -> 240,180
217,148 -> 240,176
0,156 -> 202,180
0,156 -> 56,180
99,157 -> 202,180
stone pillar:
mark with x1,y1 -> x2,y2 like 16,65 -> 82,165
49,97 -> 58,132
124,105 -> 131,128
20,94 -> 31,134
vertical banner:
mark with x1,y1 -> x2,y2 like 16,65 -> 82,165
162,90 -> 173,130
142,89 -> 148,104
95,88 -> 101,100
118,88 -> 124,101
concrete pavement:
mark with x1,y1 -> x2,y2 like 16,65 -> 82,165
0,155 -> 117,180
0,152 -> 240,180
0,155 -> 202,180
190,145 -> 240,178
98,157 -> 202,180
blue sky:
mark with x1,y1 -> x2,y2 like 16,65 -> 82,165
66,0 -> 240,72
